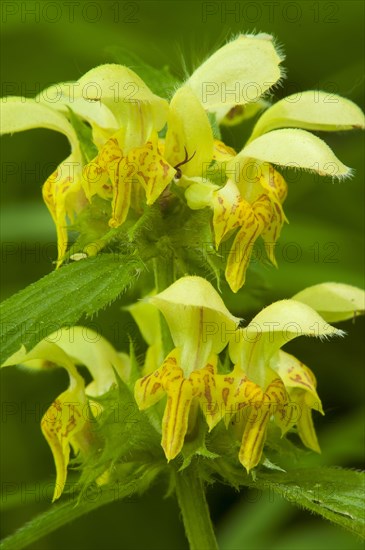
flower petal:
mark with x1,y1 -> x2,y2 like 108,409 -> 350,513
129,136 -> 176,205
295,393 -> 321,453
293,283 -> 365,323
272,350 -> 323,412
224,193 -> 272,293
134,356 -> 171,410
212,140 -> 236,161
214,368 -> 263,428
258,165 -> 288,266
184,179 -> 219,210
42,156 -> 83,266
126,297 -> 161,347
162,375 -> 194,461
212,179 -> 254,247
187,34 -> 283,110
41,384 -> 86,501
0,97 -> 84,266
126,297 -> 163,375
84,132 -> 175,228
150,277 -> 240,374
250,91 -> 365,139
47,326 -> 130,396
189,358 -> 220,429
0,97 -> 80,153
36,83 -> 119,149
274,384 -> 322,452
165,86 -> 214,176
232,129 -> 351,179
36,83 -> 118,129
230,299 -> 344,385
239,378 -> 286,471
224,217 -> 261,293
70,64 -> 168,142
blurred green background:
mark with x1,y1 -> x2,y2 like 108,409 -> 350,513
1,1 -> 364,549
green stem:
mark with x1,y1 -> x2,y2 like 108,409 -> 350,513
174,464 -> 219,550
153,250 -> 174,356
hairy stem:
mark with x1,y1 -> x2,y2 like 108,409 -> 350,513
174,464 -> 219,550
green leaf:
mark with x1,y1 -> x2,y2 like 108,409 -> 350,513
252,467 -> 365,538
106,46 -> 180,99
67,107 -> 98,163
208,459 -> 364,538
0,254 -> 143,364
208,112 -> 222,140
0,465 -> 161,550
180,412 -> 218,470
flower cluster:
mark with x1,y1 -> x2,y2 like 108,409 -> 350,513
133,278 -> 364,469
2,34 -> 363,289
2,280 -> 364,498
1,33 -> 365,512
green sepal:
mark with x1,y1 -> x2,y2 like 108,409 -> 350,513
67,107 -> 98,163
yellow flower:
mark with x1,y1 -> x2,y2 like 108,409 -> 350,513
134,276 -> 241,460
211,164 -> 287,292
228,299 -> 340,470
0,97 -> 85,265
2,327 -> 129,500
223,93 -> 364,292
0,64 -> 170,263
65,64 -> 178,230
229,282 -> 365,471
135,277 -> 364,472
186,90 -> 364,292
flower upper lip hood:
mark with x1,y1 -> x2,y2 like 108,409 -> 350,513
292,282 -> 365,322
0,96 -> 80,149
164,85 -> 215,178
248,90 -> 365,141
149,275 -> 241,374
66,63 -> 169,153
230,128 -> 352,179
35,82 -> 120,149
229,298 -> 344,388
186,33 -> 284,110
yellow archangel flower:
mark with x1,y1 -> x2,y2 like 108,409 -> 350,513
186,92 -> 364,294
0,65 -> 170,264
134,276 -> 241,460
2,328 -> 129,500
134,277 -> 364,471
0,98 -> 86,266
73,65 -> 176,229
